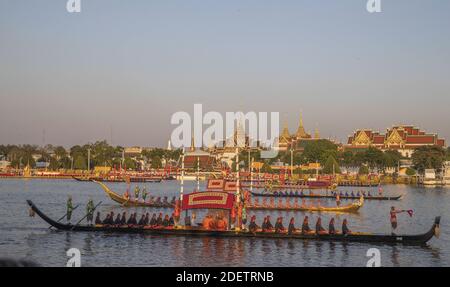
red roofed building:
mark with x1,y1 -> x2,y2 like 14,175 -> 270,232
345,125 -> 446,157
181,150 -> 218,170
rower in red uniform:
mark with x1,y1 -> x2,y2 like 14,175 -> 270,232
248,215 -> 259,233
114,213 -> 122,225
301,216 -> 314,235
174,200 -> 181,226
261,216 -> 269,232
288,217 -> 297,235
120,212 -> 127,225
262,198 -> 267,208
265,216 -> 274,231
286,198 -> 291,209
124,189 -> 130,200
342,218 -> 351,235
95,212 -> 102,225
315,217 -> 328,235
274,217 -> 285,233
390,206 -> 413,235
328,218 -> 336,235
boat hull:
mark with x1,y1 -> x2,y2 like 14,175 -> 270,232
95,181 -> 174,208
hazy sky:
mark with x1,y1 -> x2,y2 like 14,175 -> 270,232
1,0 -> 449,147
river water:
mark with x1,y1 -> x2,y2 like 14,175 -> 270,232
0,179 -> 448,267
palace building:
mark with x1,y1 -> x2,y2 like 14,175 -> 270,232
345,125 -> 446,157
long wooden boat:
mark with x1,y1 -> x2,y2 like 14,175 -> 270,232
72,176 -> 162,183
250,191 -> 402,201
337,181 -> 379,187
26,200 -> 440,245
242,182 -> 337,190
247,199 -> 363,213
95,181 -> 174,208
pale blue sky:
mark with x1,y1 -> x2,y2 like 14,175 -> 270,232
1,0 -> 449,147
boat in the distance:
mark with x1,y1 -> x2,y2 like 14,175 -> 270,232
242,180 -> 337,190
72,176 -> 162,183
246,198 -> 363,213
95,181 -> 174,208
250,191 -> 402,201
26,199 -> 440,245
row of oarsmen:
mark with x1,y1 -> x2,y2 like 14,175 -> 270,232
271,190 -> 376,197
249,215 -> 352,235
95,211 -> 175,227
93,210 -> 353,236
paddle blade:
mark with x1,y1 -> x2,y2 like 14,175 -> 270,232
407,210 -> 414,217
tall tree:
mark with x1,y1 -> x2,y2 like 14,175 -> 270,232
363,147 -> 384,170
412,146 -> 446,174
151,156 -> 163,169
339,151 -> 355,168
73,156 -> 87,170
322,155 -> 341,174
54,146 -> 67,160
301,140 -> 338,164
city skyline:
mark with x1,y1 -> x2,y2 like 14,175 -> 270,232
1,0 -> 449,147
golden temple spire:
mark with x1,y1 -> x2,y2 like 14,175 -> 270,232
296,111 -> 310,139
281,120 -> 290,140
190,131 -> 195,151
314,123 -> 320,139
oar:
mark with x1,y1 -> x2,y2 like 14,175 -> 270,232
71,201 -> 102,230
49,204 -> 80,229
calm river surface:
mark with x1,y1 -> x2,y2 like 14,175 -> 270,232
0,179 -> 448,267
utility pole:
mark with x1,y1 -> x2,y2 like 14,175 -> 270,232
87,148 -> 91,172
180,149 -> 185,218
250,157 -> 254,192
197,156 -> 200,191
248,149 -> 251,173
290,147 -> 294,179
180,149 -> 185,201
236,147 -> 240,203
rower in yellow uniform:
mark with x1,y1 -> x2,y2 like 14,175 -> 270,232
142,186 -> 148,202
86,198 -> 95,226
134,186 -> 140,200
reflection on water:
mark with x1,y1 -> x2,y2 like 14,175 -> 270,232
0,179 -> 448,266
391,246 -> 400,267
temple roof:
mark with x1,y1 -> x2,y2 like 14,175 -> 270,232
280,121 -> 291,143
296,113 -> 311,139
346,125 -> 446,149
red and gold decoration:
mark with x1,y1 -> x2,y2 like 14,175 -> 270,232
182,192 -> 236,210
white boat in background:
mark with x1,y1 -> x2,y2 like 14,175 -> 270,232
176,175 -> 206,181
421,169 -> 444,186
